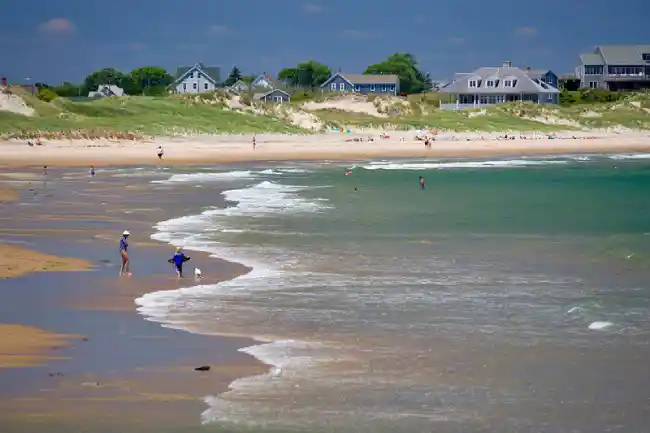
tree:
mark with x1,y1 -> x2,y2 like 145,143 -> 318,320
364,53 -> 429,94
278,61 -> 331,89
130,66 -> 174,95
82,68 -> 128,95
224,66 -> 243,87
52,81 -> 81,97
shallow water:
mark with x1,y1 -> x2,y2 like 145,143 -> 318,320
135,153 -> 650,432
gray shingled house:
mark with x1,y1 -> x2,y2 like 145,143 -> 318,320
438,61 -> 560,110
576,45 -> 650,91
320,72 -> 400,95
170,62 -> 221,94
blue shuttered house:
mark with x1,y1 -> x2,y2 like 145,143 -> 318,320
320,73 -> 400,95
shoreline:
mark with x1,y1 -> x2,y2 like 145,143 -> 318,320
0,133 -> 648,167
0,166 -> 268,430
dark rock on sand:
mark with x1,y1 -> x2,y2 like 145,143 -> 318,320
194,365 -> 210,371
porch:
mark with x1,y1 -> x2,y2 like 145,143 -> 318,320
438,93 -> 540,110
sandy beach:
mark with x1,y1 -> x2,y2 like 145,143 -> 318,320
0,167 -> 263,432
1,131 -> 649,167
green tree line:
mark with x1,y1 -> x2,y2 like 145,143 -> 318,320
43,53 -> 433,100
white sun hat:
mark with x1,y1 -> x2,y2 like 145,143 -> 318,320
122,230 -> 131,236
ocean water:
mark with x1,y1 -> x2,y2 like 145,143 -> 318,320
135,153 -> 650,433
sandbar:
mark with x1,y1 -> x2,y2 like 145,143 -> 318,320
0,324 -> 82,368
0,244 -> 92,279
0,188 -> 17,202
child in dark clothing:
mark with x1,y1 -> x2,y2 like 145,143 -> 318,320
168,247 -> 191,278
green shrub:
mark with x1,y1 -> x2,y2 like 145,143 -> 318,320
37,87 -> 58,102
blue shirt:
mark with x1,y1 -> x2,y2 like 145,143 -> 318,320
172,253 -> 186,266
120,237 -> 128,252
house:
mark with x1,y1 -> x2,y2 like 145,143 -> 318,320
320,72 -> 400,95
576,45 -> 650,91
170,62 -> 221,94
253,89 -> 290,103
88,84 -> 124,98
226,73 -> 279,94
438,61 -> 560,110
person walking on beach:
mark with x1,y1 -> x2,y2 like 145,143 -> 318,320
42,165 -> 48,176
157,145 -> 164,160
119,230 -> 131,276
252,135 -> 256,150
419,176 -> 425,190
168,247 -> 191,279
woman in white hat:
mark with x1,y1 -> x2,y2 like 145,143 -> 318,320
119,230 -> 131,276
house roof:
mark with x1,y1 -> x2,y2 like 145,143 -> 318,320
524,69 -> 551,79
254,89 -> 290,99
252,73 -> 279,88
597,45 -> 650,65
320,72 -> 399,87
440,66 -> 560,95
579,53 -> 604,66
173,62 -> 221,84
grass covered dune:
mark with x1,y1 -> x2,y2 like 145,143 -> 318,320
1,87 -> 650,139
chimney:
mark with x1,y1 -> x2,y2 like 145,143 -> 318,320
502,60 -> 512,68
525,66 -> 531,71
338,67 -> 342,73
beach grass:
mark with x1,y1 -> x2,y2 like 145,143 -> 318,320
312,107 -> 568,132
0,89 -> 305,138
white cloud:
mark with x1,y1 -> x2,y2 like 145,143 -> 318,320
209,25 -> 232,36
303,3 -> 322,13
38,18 -> 75,35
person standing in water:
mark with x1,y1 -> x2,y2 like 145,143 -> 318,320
157,145 -> 164,160
419,176 -> 425,190
168,247 -> 191,279
119,230 -> 131,276
90,165 -> 95,177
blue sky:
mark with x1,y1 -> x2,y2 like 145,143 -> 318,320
1,0 -> 649,84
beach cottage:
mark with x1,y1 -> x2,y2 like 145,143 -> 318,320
438,61 -> 560,110
170,62 -> 221,94
320,72 -> 400,95
254,89 -> 290,103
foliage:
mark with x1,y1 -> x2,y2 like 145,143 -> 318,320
224,66 -> 243,87
560,88 -> 625,106
36,87 -> 58,102
52,81 -> 82,97
130,66 -> 174,95
278,61 -> 331,89
81,68 -> 130,95
364,53 -> 430,94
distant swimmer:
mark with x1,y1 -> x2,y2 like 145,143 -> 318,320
419,176 -> 425,190
345,170 -> 352,176
90,165 -> 95,177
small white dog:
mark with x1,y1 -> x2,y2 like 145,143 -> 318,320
194,268 -> 202,279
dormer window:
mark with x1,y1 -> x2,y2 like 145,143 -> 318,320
486,80 -> 495,87
643,53 -> 650,62
503,80 -> 512,87
468,77 -> 481,88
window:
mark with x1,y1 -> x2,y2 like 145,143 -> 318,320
389,84 -> 395,91
503,80 -> 512,87
354,84 -> 361,92
198,73 -> 202,79
608,66 -> 643,76
584,65 -> 603,75
486,80 -> 495,88
381,85 -> 387,92
193,83 -> 197,89
589,81 -> 598,89
547,93 -> 553,101
330,82 -> 337,91
339,82 -> 345,91
183,83 -> 187,90
370,84 -> 376,91
642,53 -> 650,62
468,80 -> 477,88
204,83 -> 209,90
190,72 -> 194,78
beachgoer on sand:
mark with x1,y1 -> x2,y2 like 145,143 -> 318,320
157,145 -> 164,160
252,136 -> 256,150
42,166 -> 47,176
419,176 -> 425,190
119,230 -> 131,276
168,246 -> 191,278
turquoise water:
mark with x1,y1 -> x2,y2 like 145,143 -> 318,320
135,153 -> 650,432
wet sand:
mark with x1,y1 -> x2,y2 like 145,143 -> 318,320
0,244 -> 92,279
0,166 -> 262,432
